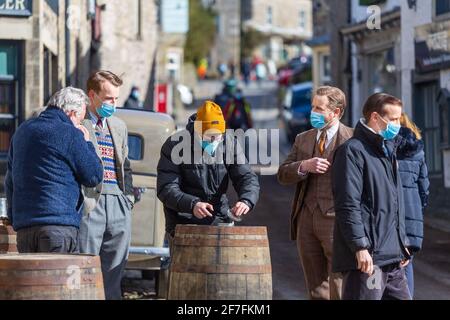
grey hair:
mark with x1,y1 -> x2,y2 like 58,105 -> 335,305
46,87 -> 90,115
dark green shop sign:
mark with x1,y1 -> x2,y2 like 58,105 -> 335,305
0,0 -> 32,17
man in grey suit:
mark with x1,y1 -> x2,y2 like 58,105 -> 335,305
79,70 -> 135,300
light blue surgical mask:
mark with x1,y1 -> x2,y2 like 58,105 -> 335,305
97,103 -> 116,118
202,140 -> 221,156
95,94 -> 116,118
131,90 -> 140,100
378,115 -> 401,140
310,111 -> 327,129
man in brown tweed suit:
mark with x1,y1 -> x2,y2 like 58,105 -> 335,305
278,86 -> 353,300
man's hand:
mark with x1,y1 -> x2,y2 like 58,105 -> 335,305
356,249 -> 374,275
231,202 -> 250,217
400,247 -> 411,268
300,158 -> 331,174
76,125 -> 90,142
400,259 -> 410,268
193,202 -> 214,219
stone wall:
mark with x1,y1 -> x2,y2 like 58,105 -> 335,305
93,0 -> 158,107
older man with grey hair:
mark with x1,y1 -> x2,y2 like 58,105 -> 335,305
5,87 -> 103,253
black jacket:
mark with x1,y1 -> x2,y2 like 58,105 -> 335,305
332,121 -> 410,273
124,95 -> 142,109
157,114 -> 260,235
397,127 -> 430,252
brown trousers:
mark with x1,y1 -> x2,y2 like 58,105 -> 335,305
296,205 -> 342,300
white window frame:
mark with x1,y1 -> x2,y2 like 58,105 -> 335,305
434,0 -> 450,21
320,53 -> 331,83
267,6 -> 273,25
299,10 -> 306,30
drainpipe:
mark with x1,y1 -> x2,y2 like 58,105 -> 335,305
347,0 -> 353,126
65,0 -> 71,86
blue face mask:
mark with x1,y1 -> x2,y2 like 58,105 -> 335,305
310,111 -> 328,129
378,116 -> 401,140
131,90 -> 140,100
201,140 -> 221,156
97,103 -> 116,118
95,94 -> 116,118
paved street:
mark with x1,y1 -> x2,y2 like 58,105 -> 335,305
123,80 -> 450,300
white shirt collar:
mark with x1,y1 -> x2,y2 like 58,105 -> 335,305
316,120 -> 340,143
89,111 -> 106,128
359,118 -> 379,135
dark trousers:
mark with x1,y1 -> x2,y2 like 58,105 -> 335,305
17,225 -> 79,254
342,263 -> 411,300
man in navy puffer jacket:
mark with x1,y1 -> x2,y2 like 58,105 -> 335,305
5,87 -> 103,253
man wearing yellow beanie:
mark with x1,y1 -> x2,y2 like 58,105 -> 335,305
157,101 -> 260,237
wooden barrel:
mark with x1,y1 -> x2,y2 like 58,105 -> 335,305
168,225 -> 272,300
0,221 -> 17,254
0,254 -> 105,300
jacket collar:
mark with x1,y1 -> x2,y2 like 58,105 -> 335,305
354,119 -> 390,157
397,127 -> 424,159
42,106 -> 73,125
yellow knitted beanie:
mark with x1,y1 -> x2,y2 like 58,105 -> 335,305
194,101 -> 226,134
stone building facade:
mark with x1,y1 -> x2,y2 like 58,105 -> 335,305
0,0 -> 159,189
92,0 -> 158,108
0,0 -> 94,186
209,0 -> 241,76
241,0 -> 313,64
309,0 -> 349,91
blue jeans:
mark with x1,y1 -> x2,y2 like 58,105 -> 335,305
405,257 -> 414,298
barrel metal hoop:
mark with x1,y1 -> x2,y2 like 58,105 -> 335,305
175,225 -> 268,236
173,238 -> 269,247
0,244 -> 18,253
0,255 -> 100,270
0,273 -> 103,287
0,235 -> 16,243
170,264 -> 272,274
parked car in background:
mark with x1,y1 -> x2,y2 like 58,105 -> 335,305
280,82 -> 313,143
278,56 -> 312,87
115,108 -> 176,299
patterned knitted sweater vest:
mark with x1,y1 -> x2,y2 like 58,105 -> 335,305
95,123 -> 119,189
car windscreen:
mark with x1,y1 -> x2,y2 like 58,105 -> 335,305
291,89 -> 312,109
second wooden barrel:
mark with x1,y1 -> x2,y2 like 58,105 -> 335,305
0,254 -> 105,300
168,225 -> 272,300
0,222 -> 17,254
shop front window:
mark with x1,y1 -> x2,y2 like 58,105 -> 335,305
436,0 -> 450,16
414,82 -> 441,174
43,47 -> 58,104
367,47 -> 398,96
0,42 -> 20,157
320,53 -> 331,84
0,82 -> 16,154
